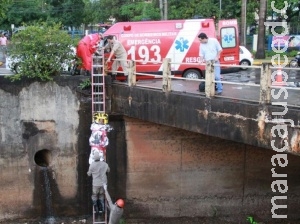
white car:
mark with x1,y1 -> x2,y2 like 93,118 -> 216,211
239,46 -> 253,70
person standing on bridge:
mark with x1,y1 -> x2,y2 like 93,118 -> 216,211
198,32 -> 223,95
103,35 -> 128,81
103,184 -> 124,224
87,151 -> 110,214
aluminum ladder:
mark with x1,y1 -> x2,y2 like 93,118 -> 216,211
92,200 -> 108,224
91,52 -> 108,224
91,53 -> 106,115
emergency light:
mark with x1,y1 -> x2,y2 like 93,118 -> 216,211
201,22 -> 210,28
124,25 -> 131,31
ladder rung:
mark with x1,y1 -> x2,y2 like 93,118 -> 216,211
93,74 -> 104,76
92,83 -> 104,86
93,102 -> 104,105
93,65 -> 103,68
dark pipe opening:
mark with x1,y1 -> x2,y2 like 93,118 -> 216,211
34,149 -> 51,167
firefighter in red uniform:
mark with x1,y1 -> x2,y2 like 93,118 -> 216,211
76,33 -> 102,76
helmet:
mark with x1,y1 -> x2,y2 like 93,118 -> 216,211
116,199 -> 124,208
93,112 -> 109,124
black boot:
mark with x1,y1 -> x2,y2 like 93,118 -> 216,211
92,200 -> 99,214
97,198 -> 104,213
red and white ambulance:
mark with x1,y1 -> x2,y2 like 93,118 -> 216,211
102,18 -> 239,79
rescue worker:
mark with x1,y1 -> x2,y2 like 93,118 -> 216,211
103,184 -> 124,224
76,33 -> 102,76
87,151 -> 110,214
103,35 -> 128,81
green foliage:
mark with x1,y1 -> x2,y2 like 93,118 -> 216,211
7,22 -> 77,82
3,0 -> 84,28
79,78 -> 91,90
247,216 -> 257,224
0,0 -> 12,20
265,49 -> 298,58
120,1 -> 160,21
268,0 -> 299,22
52,0 -> 85,27
83,0 -> 104,26
5,0 -> 47,26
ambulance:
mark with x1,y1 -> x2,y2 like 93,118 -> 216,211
102,18 -> 239,79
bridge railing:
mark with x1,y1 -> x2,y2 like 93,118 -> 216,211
107,58 -> 300,108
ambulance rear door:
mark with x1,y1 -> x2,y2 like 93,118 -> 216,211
217,19 -> 240,69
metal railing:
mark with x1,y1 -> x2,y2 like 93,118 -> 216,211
106,58 -> 300,108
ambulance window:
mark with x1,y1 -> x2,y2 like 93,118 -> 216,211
220,27 -> 236,48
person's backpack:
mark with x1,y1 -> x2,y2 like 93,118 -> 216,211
198,82 -> 219,92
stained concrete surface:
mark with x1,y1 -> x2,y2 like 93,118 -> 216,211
1,75 -> 300,224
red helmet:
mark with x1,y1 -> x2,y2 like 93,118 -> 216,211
116,199 -> 124,208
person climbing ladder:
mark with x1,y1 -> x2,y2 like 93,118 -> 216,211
87,151 -> 110,215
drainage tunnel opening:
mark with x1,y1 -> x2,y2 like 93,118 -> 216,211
34,149 -> 52,167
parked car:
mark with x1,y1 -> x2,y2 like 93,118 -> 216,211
239,46 -> 253,70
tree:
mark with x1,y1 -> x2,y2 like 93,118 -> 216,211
7,22 -> 77,81
240,0 -> 247,46
5,0 -> 47,27
168,0 -> 219,19
266,0 -> 300,34
45,0 -> 84,27
0,0 -> 11,19
119,1 -> 160,21
255,0 -> 267,59
61,0 -> 85,27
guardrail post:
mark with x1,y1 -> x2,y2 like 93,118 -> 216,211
128,60 -> 136,87
259,63 -> 271,104
162,58 -> 171,92
205,60 -> 215,98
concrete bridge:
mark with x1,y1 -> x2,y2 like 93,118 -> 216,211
0,61 -> 300,224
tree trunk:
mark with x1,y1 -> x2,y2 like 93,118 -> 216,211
240,0 -> 247,46
255,0 -> 267,59
159,0 -> 163,20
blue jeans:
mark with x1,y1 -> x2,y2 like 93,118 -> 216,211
214,61 -> 223,92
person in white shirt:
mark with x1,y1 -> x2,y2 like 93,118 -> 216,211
198,32 -> 223,95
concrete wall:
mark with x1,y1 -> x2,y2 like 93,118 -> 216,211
123,117 -> 300,223
110,84 -> 300,155
0,76 -> 93,221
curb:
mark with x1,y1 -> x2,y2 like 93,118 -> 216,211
253,61 -> 287,65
